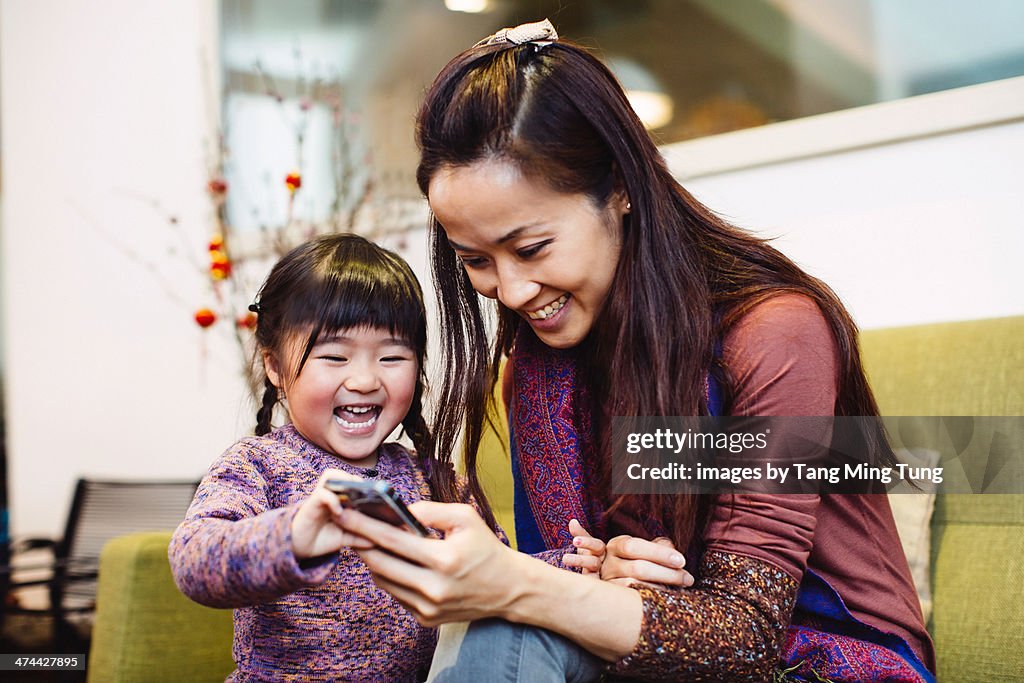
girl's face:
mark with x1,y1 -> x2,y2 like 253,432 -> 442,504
429,159 -> 627,350
264,326 -> 418,466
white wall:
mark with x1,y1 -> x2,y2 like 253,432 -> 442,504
0,1 -> 238,536
669,114 -> 1024,330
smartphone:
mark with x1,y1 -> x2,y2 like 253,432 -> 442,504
325,479 -> 429,537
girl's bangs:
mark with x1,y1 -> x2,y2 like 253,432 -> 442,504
315,272 -> 425,345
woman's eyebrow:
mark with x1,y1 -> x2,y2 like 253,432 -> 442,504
448,224 -> 542,251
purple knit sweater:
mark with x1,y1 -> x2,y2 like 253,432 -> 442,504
169,424 -> 436,682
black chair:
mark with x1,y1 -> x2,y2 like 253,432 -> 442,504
1,478 -> 199,650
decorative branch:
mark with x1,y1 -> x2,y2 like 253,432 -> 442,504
108,52 -> 424,401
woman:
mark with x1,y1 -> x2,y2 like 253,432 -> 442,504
342,19 -> 935,682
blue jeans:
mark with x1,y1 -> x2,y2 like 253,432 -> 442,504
427,619 -> 606,683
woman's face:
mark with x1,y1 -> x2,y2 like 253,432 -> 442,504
429,159 -> 627,349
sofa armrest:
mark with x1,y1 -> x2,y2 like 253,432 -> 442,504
87,531 -> 234,682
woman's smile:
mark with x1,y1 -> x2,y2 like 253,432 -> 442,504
428,159 -> 627,349
525,293 -> 570,322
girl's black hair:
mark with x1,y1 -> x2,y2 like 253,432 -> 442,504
252,234 -> 451,500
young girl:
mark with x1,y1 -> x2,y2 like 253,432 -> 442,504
170,234 -> 441,682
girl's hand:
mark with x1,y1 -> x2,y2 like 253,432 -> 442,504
342,501 -> 520,627
562,518 -> 605,577
291,469 -> 374,560
600,535 -> 694,589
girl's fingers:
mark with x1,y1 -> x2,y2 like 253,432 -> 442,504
309,487 -> 344,520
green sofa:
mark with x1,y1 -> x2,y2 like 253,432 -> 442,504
860,316 -> 1024,680
87,316 -> 1024,681
87,532 -> 234,682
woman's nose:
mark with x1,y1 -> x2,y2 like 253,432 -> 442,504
495,264 -> 541,311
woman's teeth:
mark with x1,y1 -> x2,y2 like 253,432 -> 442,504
334,405 -> 380,428
527,293 -> 569,320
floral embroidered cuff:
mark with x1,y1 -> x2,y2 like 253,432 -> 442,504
610,550 -> 799,682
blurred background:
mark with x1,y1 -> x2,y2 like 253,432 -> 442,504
0,0 -> 1022,665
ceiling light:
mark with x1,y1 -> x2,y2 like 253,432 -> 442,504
608,58 -> 674,130
625,91 -> 674,130
445,0 -> 489,12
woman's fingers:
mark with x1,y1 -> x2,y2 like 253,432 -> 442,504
407,500 -> 479,532
571,535 -> 606,555
602,535 -> 694,587
359,551 -> 480,626
567,518 -> 605,577
567,518 -> 590,538
561,551 -> 602,574
607,535 -> 685,566
352,504 -> 518,625
605,558 -> 693,586
357,547 -> 432,591
341,508 -> 437,564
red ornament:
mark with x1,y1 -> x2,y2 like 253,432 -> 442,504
285,171 -> 302,193
207,177 -> 228,196
236,311 -> 258,330
208,234 -> 225,251
210,260 -> 232,280
194,308 -> 217,328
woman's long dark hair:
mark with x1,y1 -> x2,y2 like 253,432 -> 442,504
252,233 -> 459,506
416,39 -> 894,547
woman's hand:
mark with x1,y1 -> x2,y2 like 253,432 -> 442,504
562,518 -> 606,577
291,469 -> 374,560
600,534 -> 694,588
341,501 -> 521,626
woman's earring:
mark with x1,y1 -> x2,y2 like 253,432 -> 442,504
625,201 -> 632,212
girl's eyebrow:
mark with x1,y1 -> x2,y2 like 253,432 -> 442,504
314,335 -> 413,348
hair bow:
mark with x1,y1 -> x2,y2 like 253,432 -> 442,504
475,18 -> 558,48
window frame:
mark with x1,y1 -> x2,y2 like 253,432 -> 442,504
663,76 -> 1024,180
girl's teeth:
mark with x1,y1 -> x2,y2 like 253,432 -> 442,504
334,405 -> 380,428
335,412 -> 378,429
529,294 -> 569,320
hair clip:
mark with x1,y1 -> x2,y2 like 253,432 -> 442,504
248,303 -> 260,313
474,18 -> 558,48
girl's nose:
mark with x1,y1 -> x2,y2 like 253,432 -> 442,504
343,363 -> 381,393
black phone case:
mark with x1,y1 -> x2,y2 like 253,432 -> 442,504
325,479 -> 429,537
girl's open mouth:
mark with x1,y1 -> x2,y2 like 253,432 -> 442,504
333,405 -> 381,429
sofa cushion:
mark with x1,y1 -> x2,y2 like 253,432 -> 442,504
88,531 -> 234,682
930,494 -> 1024,680
861,316 -> 1024,680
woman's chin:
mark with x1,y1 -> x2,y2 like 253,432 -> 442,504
532,324 -> 585,350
